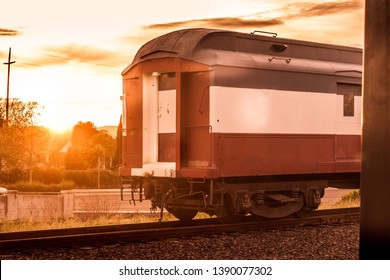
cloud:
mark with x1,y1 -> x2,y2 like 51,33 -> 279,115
291,0 -> 363,17
45,44 -> 115,63
27,44 -> 125,69
145,17 -> 284,30
0,28 -> 19,36
142,0 -> 363,31
279,0 -> 363,20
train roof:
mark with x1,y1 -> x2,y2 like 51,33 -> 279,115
122,28 -> 362,75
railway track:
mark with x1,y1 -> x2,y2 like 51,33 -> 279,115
0,207 -> 359,252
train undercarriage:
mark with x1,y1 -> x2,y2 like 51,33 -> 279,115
119,175 -> 348,223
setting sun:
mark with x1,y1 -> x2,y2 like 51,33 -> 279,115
40,104 -> 74,133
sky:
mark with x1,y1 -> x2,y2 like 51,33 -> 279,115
0,0 -> 364,132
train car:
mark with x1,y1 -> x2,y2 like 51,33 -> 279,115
120,28 -> 362,222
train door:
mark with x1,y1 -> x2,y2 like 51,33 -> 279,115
142,73 -> 158,164
142,72 -> 176,167
335,83 -> 362,162
122,77 -> 142,168
157,73 -> 176,162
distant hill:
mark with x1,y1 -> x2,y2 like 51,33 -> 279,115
98,126 -> 118,138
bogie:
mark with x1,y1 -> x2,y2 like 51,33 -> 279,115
125,176 -> 327,222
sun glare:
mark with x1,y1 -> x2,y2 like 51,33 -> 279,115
40,105 -> 74,133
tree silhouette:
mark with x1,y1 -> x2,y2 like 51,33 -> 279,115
0,98 -> 48,174
0,98 -> 41,127
112,116 -> 122,167
65,121 -> 116,170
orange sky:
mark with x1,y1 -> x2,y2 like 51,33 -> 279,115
0,0 -> 364,132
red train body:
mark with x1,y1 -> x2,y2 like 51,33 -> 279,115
120,28 -> 362,222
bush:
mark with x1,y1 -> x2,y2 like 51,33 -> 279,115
64,169 -> 120,188
32,168 -> 64,185
0,168 -> 27,184
64,170 -> 95,188
1,180 -> 75,192
340,190 -> 360,203
0,167 -> 120,192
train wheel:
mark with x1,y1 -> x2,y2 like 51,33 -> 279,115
166,207 -> 198,221
215,195 -> 245,223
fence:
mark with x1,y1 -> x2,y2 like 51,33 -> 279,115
0,189 -> 151,222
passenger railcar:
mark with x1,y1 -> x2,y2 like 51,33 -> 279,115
120,28 -> 362,222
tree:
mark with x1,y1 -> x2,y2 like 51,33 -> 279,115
0,98 -> 41,127
0,98 -> 47,173
112,116 -> 122,167
24,126 -> 52,183
65,121 -> 116,170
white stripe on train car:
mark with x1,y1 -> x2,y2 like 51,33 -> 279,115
209,86 -> 361,135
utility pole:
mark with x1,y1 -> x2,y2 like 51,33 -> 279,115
3,47 -> 16,125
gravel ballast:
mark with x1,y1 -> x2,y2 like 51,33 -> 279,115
1,222 -> 359,260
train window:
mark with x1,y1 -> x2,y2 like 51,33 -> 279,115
343,92 -> 355,117
337,83 -> 361,117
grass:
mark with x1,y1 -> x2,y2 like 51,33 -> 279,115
0,212 -> 212,233
0,213 -> 166,233
334,190 -> 360,207
319,190 -> 360,209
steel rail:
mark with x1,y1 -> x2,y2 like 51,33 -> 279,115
0,208 -> 359,252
